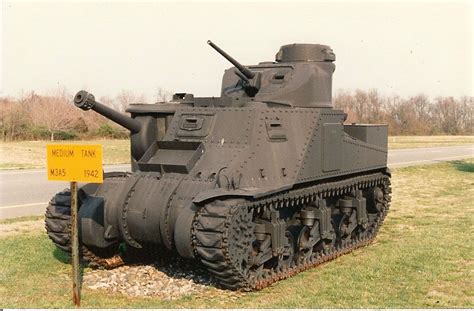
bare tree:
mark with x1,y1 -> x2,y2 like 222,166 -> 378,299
406,94 -> 431,134
0,98 -> 29,141
27,92 -> 78,141
115,90 -> 146,112
457,96 -> 473,134
430,97 -> 458,134
156,87 -> 173,102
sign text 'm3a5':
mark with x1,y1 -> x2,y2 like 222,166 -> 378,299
47,144 -> 103,183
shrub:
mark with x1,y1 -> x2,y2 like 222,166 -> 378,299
96,124 -> 128,139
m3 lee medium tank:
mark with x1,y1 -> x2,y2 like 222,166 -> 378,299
45,41 -> 391,290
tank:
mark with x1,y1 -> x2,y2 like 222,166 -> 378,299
45,40 -> 391,290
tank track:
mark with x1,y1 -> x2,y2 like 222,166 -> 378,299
45,190 -> 125,269
193,171 -> 391,290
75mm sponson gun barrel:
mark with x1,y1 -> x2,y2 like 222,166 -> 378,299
74,90 -> 142,134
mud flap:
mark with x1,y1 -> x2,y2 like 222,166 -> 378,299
79,196 -> 116,248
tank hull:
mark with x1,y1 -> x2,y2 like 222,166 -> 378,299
61,106 -> 388,256
45,42 -> 392,290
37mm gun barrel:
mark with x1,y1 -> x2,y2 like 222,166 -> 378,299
74,90 -> 142,134
207,40 -> 255,80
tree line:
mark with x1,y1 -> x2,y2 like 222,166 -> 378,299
0,89 -> 172,141
0,88 -> 472,141
334,89 -> 472,135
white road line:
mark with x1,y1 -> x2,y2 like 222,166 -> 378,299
0,164 -> 131,175
0,169 -> 47,175
0,202 -> 48,209
388,145 -> 474,152
390,154 -> 473,166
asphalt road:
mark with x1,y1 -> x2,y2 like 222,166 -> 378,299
387,144 -> 473,168
0,164 -> 130,219
1,145 -> 472,220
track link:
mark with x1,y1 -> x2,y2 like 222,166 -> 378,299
194,200 -> 255,289
193,172 -> 391,290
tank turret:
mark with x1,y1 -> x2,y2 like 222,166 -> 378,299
217,42 -> 336,108
208,40 -> 261,97
275,43 -> 335,62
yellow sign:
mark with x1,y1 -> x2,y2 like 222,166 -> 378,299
47,144 -> 103,183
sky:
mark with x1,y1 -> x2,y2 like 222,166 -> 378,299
1,0 -> 473,101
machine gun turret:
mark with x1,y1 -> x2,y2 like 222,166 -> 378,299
74,90 -> 142,134
207,40 -> 260,96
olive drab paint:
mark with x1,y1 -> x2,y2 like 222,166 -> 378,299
45,41 -> 391,290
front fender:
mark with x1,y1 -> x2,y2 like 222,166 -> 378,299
192,184 -> 293,204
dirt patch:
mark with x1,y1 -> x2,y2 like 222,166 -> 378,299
0,220 -> 45,237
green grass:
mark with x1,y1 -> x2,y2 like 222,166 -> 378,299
0,215 -> 43,225
0,160 -> 473,308
388,135 -> 474,149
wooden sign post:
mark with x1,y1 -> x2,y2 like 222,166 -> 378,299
47,144 -> 103,307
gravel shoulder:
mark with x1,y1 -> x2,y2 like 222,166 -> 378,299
82,257 -> 241,300
0,218 -> 236,300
